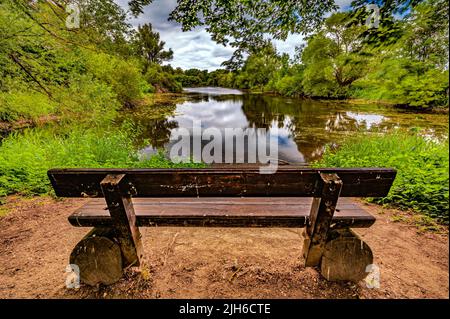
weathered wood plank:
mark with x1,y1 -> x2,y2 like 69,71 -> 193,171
303,173 -> 343,267
68,197 -> 375,228
48,167 -> 396,198
77,197 -> 365,207
100,174 -> 143,267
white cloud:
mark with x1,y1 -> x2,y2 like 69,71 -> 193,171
117,0 -> 234,70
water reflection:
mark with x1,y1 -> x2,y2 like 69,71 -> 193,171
184,87 -> 243,95
129,87 -> 447,164
346,112 -> 385,129
171,98 -> 248,129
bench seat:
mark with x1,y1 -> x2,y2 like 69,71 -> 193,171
69,197 -> 375,229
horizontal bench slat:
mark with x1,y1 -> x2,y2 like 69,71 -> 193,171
48,167 -> 396,198
68,197 -> 376,228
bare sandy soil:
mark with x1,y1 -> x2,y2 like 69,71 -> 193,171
0,196 -> 448,299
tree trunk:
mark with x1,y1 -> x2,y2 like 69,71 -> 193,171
69,227 -> 123,286
320,228 -> 373,282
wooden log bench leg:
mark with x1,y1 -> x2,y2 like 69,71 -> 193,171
302,173 -> 374,282
70,174 -> 144,286
320,228 -> 373,282
70,227 -> 123,286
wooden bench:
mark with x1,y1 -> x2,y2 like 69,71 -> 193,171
48,167 -> 396,286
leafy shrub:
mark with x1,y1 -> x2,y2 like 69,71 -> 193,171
391,68 -> 449,108
301,60 -> 342,98
267,75 -> 303,97
145,64 -> 182,93
83,52 -> 146,106
314,131 -> 449,223
352,58 -> 449,108
54,74 -> 120,123
0,126 -> 204,196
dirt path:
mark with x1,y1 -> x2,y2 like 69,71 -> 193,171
0,196 -> 448,299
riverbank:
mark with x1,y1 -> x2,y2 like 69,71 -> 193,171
232,89 -> 450,113
343,98 -> 449,113
1,92 -> 448,136
0,93 -> 183,136
0,195 -> 447,298
0,115 -> 61,136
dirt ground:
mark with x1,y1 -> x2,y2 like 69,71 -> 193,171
0,196 -> 448,299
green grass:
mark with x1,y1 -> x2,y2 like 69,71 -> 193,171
313,130 -> 449,224
0,126 -> 205,197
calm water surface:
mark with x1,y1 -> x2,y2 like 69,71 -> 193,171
127,87 -> 448,164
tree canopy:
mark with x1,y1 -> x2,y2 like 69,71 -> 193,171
127,0 -> 432,67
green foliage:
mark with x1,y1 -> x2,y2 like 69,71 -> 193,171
0,126 -> 204,197
300,13 -> 368,98
204,2 -> 448,109
0,91 -> 57,122
347,0 -> 449,108
164,0 -> 429,69
236,43 -> 282,91
144,63 -> 182,93
402,0 -> 449,69
213,71 -> 235,88
175,74 -> 202,87
268,75 -> 301,97
352,58 -> 449,108
0,0 -> 186,124
78,0 -> 133,54
314,131 -> 449,223
53,74 -> 120,123
0,1 -> 204,201
174,68 -> 212,87
83,52 -> 146,106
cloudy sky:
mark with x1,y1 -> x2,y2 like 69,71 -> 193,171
117,0 -> 352,71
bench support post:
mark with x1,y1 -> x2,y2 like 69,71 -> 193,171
303,173 -> 342,267
100,174 -> 143,268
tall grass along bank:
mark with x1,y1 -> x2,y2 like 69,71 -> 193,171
0,126 -> 203,197
314,130 -> 449,224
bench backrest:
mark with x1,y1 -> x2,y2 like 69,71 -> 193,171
48,167 -> 396,198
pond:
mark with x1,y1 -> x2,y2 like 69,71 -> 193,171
122,87 -> 448,165
126,87 -> 449,164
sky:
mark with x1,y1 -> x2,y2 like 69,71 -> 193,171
116,0 -> 353,71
